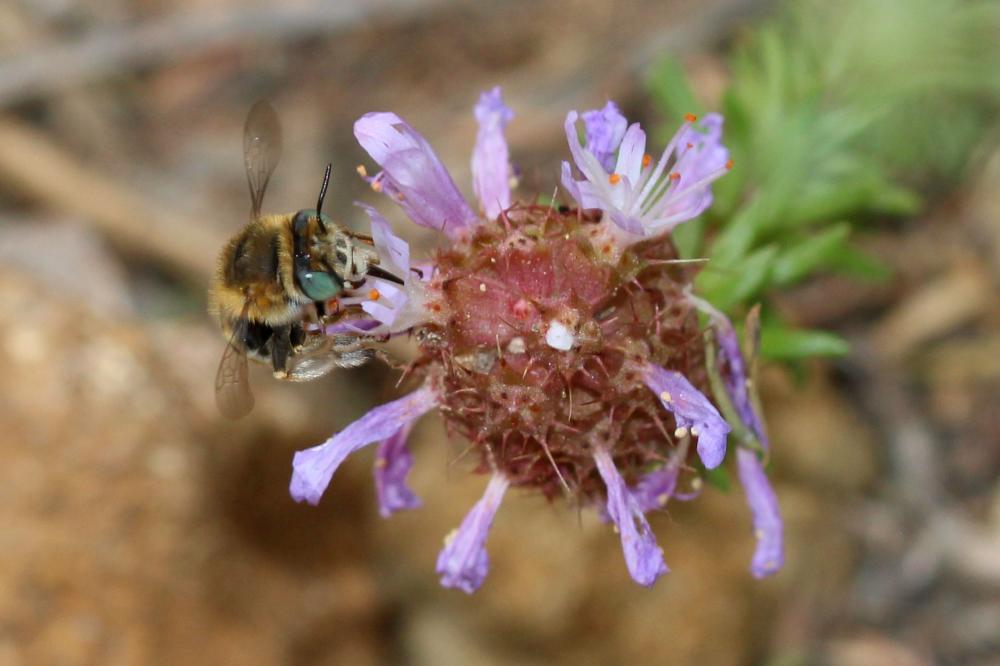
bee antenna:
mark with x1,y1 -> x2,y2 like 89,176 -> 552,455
316,163 -> 333,217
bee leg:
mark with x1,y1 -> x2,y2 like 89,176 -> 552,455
271,324 -> 293,378
243,321 -> 273,354
289,322 -> 307,349
335,348 -> 375,368
330,334 -> 375,368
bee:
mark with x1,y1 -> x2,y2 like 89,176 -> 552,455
210,100 -> 402,419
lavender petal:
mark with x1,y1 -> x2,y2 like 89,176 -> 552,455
643,363 -> 731,469
593,447 -> 669,587
436,473 -> 510,593
688,292 -> 769,448
355,112 -> 478,239
582,101 -> 628,172
472,86 -> 514,220
736,448 -> 784,578
374,423 -> 421,517
632,464 -> 680,514
290,384 -> 438,505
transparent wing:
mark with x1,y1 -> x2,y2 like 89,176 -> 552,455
244,100 -> 283,219
215,314 -> 255,419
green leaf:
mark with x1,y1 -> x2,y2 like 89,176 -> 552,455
672,216 -> 705,259
647,57 -> 702,124
759,325 -> 850,360
770,223 -> 851,286
825,244 -> 891,282
698,245 -> 777,312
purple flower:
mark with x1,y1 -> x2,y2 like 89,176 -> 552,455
286,88 -> 779,593
290,384 -> 438,505
355,112 -> 479,239
472,86 -> 514,220
436,473 -> 510,593
582,101 -> 628,172
736,448 -> 784,578
687,291 -> 768,447
562,108 -> 730,240
631,438 -> 700,513
642,363 -> 731,469
593,446 -> 669,587
338,204 -> 428,335
632,464 -> 680,513
374,423 -> 421,517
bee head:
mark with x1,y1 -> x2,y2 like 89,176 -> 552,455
291,208 -> 343,301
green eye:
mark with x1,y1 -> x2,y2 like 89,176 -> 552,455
299,270 -> 343,301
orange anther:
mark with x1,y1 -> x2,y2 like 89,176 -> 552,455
608,173 -> 622,185
642,154 -> 652,167
356,164 -> 368,177
725,159 -> 734,170
669,172 -> 681,181
686,142 -> 694,149
371,180 -> 382,192
684,113 -> 698,123
368,289 -> 381,301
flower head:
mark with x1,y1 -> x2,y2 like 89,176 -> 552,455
290,89 -> 783,591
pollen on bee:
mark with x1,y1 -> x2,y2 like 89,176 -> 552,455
608,173 -> 622,185
368,289 -> 381,301
479,283 -> 487,292
684,113 -> 698,122
642,154 -> 652,168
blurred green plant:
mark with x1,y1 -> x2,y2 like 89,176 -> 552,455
649,0 -> 1000,359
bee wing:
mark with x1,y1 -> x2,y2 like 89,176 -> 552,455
215,317 -> 255,419
244,100 -> 283,219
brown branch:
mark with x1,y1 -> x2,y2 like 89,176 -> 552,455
0,115 -> 221,282
0,0 -> 450,108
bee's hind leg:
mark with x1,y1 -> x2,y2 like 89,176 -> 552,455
330,334 -> 375,368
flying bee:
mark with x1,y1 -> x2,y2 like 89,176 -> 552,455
209,100 -> 403,419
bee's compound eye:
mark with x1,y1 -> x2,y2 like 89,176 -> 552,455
299,270 -> 343,301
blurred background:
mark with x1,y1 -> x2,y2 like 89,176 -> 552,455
1,0 -> 998,664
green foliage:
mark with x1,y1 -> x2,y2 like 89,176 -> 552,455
649,0 -> 1000,357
